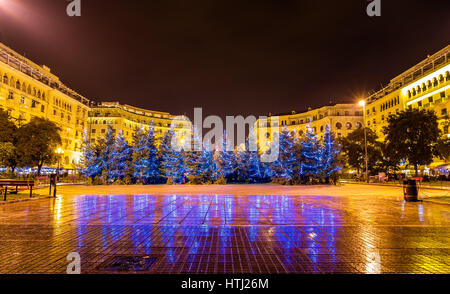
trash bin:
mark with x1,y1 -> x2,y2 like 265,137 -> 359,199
403,179 -> 418,202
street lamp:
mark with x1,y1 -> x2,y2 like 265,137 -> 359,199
359,100 -> 369,183
55,147 -> 64,179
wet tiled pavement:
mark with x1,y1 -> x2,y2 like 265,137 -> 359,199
0,185 -> 449,274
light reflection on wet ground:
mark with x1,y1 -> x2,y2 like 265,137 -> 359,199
0,192 -> 449,273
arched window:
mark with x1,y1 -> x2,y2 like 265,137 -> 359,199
433,78 -> 438,87
2,75 -> 8,84
446,71 -> 450,81
21,83 -> 26,92
439,74 -> 444,83
356,122 -> 362,129
422,83 -> 427,92
427,80 -> 432,88
407,90 -> 411,98
346,122 -> 352,129
335,122 -> 342,130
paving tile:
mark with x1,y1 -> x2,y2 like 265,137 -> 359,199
0,187 -> 449,273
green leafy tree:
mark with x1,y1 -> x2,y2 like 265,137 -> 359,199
15,117 -> 61,175
0,109 -> 18,170
383,108 -> 444,176
340,127 -> 382,176
0,142 -> 16,169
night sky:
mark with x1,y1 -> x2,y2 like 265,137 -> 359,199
0,0 -> 449,120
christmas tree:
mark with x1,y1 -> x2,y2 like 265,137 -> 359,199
197,141 -> 218,184
300,125 -> 322,181
99,125 -> 117,184
320,124 -> 341,181
160,128 -> 186,184
185,126 -> 203,184
213,132 -> 236,183
247,150 -> 262,182
269,128 -> 297,183
81,130 -> 103,183
108,130 -> 133,183
132,122 -> 160,184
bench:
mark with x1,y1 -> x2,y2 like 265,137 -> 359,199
0,180 -> 35,201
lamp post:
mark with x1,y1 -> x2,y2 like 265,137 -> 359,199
359,100 -> 369,183
55,147 -> 64,181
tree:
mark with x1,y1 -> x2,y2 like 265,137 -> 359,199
300,126 -> 322,181
320,124 -> 341,181
247,150 -> 262,182
0,109 -> 18,171
160,128 -> 186,184
15,117 -> 61,175
383,108 -> 443,176
340,127 -> 382,176
197,141 -> 218,184
132,123 -> 160,184
81,132 -> 103,183
269,128 -> 297,183
108,131 -> 133,183
213,133 -> 236,183
0,109 -> 16,143
98,125 -> 117,183
0,142 -> 15,169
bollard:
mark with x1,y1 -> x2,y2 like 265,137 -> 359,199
403,179 -> 419,202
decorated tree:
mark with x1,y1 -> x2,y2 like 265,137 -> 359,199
269,128 -> 297,184
300,125 -> 322,182
108,130 -> 133,184
197,141 -> 218,184
185,127 -> 203,184
81,131 -> 103,184
320,124 -> 341,182
214,133 -> 236,184
98,125 -> 116,184
247,150 -> 262,182
160,128 -> 186,184
132,122 -> 161,184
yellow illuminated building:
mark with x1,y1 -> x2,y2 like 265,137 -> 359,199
365,45 -> 449,170
256,103 -> 364,151
0,42 -> 90,169
88,102 -> 191,145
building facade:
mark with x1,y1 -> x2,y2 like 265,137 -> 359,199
0,42 -> 189,171
88,102 -> 191,145
256,103 -> 364,151
365,45 -> 449,169
0,42 -> 90,169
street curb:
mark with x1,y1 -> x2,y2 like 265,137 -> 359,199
0,195 -> 55,205
341,181 -> 450,191
421,199 -> 450,205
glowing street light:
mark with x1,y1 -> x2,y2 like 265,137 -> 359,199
358,99 -> 369,183
55,147 -> 64,179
